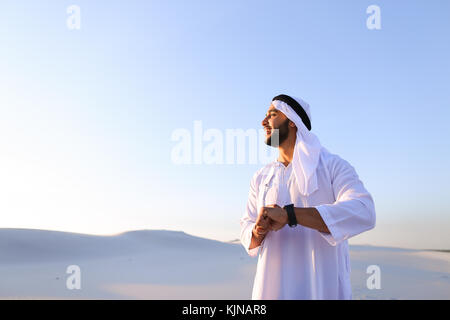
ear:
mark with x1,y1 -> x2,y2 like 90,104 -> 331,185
289,121 -> 296,128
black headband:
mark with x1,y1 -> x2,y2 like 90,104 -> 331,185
272,94 -> 311,131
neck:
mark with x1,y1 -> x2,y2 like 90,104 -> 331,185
277,133 -> 296,167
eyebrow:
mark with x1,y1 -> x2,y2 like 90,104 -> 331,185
266,110 -> 278,116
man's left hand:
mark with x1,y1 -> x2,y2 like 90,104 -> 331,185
263,205 -> 289,231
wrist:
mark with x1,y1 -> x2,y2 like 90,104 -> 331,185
283,208 -> 289,225
283,204 -> 297,227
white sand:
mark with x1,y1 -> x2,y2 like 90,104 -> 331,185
0,228 -> 448,299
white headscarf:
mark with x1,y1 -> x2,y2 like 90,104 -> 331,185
271,96 -> 323,197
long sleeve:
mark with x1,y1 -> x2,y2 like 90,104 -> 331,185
315,156 -> 376,246
240,172 -> 263,257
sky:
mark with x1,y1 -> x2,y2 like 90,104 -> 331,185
0,0 -> 449,250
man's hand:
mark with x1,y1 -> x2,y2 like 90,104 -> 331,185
253,206 -> 271,239
262,205 -> 289,231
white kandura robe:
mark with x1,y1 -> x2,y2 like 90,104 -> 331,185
239,148 -> 376,300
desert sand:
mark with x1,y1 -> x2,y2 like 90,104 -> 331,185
0,228 -> 448,299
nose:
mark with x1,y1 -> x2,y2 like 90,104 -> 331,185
262,114 -> 269,127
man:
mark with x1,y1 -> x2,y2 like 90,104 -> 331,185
239,94 -> 376,300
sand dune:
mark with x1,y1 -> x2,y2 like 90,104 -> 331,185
0,228 -> 448,299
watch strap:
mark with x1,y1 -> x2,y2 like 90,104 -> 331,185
283,204 -> 297,227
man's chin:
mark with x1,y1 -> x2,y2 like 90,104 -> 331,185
265,136 -> 279,148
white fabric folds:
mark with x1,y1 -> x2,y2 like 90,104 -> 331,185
271,97 -> 323,196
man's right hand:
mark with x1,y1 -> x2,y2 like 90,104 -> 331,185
249,206 -> 272,250
253,207 -> 271,239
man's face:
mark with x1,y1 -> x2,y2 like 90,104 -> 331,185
262,104 -> 290,147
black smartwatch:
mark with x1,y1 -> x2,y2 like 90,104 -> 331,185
283,204 -> 297,227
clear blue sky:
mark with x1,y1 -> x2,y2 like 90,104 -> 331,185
1,0 -> 449,249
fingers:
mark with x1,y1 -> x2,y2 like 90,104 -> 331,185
262,207 -> 274,220
257,206 -> 283,231
258,207 -> 269,224
261,207 -> 272,219
255,225 -> 268,236
255,225 -> 266,232
259,207 -> 268,217
256,216 -> 269,229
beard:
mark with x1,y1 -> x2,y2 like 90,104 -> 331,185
265,118 -> 290,147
